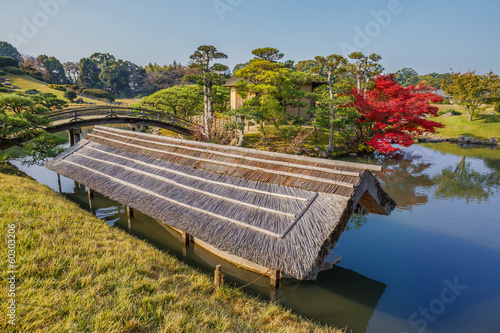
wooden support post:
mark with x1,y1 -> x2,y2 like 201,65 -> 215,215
181,232 -> 191,256
270,270 -> 280,301
126,205 -> 134,218
182,232 -> 190,246
68,130 -> 75,146
270,270 -> 280,289
87,188 -> 94,213
127,213 -> 132,232
57,174 -> 62,193
214,265 -> 223,288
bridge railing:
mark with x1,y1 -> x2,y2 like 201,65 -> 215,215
42,106 -> 199,131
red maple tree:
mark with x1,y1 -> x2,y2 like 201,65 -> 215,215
355,75 -> 444,153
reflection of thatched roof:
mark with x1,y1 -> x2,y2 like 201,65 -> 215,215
46,126 -> 395,280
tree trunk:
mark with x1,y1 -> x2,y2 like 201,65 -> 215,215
328,72 -> 335,152
237,117 -> 245,147
203,84 -> 212,139
467,106 -> 473,121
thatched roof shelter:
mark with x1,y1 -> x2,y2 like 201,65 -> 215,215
46,126 -> 395,280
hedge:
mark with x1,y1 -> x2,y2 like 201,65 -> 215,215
0,87 -> 8,93
0,56 -> 19,68
48,84 -> 67,92
82,88 -> 114,101
2,66 -> 25,75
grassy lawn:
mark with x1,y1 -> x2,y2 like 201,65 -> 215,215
431,103 -> 494,113
432,114 -> 500,140
116,98 -> 142,105
0,167 -> 340,332
0,73 -> 107,106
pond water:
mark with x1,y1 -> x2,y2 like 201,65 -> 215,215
11,128 -> 500,333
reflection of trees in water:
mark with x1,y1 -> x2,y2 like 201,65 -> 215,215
434,156 -> 500,202
375,151 -> 434,210
346,214 -> 367,231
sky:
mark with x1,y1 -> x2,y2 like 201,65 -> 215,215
1,0 -> 499,75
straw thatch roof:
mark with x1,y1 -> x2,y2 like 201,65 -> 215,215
46,126 -> 395,280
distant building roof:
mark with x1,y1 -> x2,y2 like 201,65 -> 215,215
46,126 -> 396,280
223,76 -> 244,87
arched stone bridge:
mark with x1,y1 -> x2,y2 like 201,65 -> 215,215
42,106 -> 197,136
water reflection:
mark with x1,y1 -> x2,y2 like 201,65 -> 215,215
279,267 -> 386,333
353,151 -> 435,211
434,156 -> 500,202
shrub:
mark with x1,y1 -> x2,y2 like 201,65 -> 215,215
28,72 -> 44,81
0,56 -> 19,68
0,87 -> 8,93
494,103 -> 500,113
438,109 -> 462,116
2,66 -> 25,75
70,84 -> 79,90
63,90 -> 77,102
25,89 -> 39,95
0,70 -> 6,76
48,84 -> 66,92
82,88 -> 114,101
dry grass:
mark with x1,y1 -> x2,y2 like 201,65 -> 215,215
0,73 -> 107,106
0,171 -> 341,332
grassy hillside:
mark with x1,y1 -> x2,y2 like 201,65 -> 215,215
432,114 -> 500,140
0,169 -> 340,332
0,73 -> 107,106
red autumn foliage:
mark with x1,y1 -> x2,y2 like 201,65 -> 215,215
355,75 -> 444,153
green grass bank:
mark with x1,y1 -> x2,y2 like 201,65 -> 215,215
0,167 -> 341,332
432,114 -> 500,140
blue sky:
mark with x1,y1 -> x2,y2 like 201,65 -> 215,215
1,0 -> 499,74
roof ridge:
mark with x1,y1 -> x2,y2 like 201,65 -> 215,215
93,126 -> 382,172
88,132 -> 356,189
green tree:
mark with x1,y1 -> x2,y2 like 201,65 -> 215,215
30,93 -> 68,110
309,54 -> 356,151
183,45 -> 229,138
0,95 -> 34,114
442,70 -> 500,121
395,67 -> 419,87
251,47 -> 284,62
64,90 -> 77,102
78,58 -> 101,88
211,85 -> 230,113
37,55 -> 66,84
0,41 -> 21,60
99,61 -> 129,95
295,60 -> 317,74
140,85 -> 203,118
0,95 -> 66,164
234,53 -> 308,140
348,52 -> 383,94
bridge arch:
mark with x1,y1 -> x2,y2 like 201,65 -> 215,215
43,106 -> 196,136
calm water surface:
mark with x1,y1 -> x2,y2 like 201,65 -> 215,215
12,129 -> 500,333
